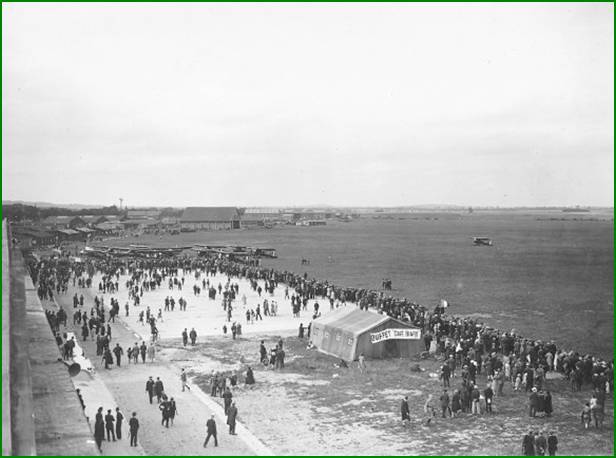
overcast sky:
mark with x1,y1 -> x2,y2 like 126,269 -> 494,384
3,3 -> 614,207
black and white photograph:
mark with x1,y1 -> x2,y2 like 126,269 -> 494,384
2,3 -> 613,456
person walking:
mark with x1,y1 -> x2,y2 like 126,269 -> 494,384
227,402 -> 238,435
581,402 -> 592,429
547,431 -> 558,456
529,387 -> 539,417
181,368 -> 191,391
145,376 -> 155,404
535,431 -> 547,456
140,341 -> 147,363
147,342 -> 156,362
440,389 -> 451,418
104,409 -> 116,441
103,347 -> 113,370
401,396 -> 410,425
471,385 -> 481,414
129,412 -> 139,447
154,377 -> 165,403
169,397 -> 177,425
94,415 -> 105,452
159,397 -> 170,428
204,415 -> 218,447
522,431 -> 535,456
358,353 -> 366,374
113,343 -> 124,367
440,363 -> 451,388
115,407 -> 124,440
223,387 -> 233,415
182,328 -> 188,347
484,384 -> 494,414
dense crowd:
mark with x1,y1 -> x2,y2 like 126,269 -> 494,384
26,248 -> 613,454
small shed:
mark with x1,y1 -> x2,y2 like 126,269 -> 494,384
310,308 -> 422,361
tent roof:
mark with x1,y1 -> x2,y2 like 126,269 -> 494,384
313,308 -> 391,336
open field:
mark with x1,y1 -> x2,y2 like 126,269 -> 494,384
104,211 -> 614,358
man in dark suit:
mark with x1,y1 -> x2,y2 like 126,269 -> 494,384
129,412 -> 139,447
145,376 -> 155,404
227,402 -> 238,435
104,409 -> 116,441
529,387 -> 539,417
522,431 -> 535,456
204,415 -> 218,447
547,431 -> 558,456
154,377 -> 165,403
115,407 -> 124,440
401,396 -> 410,425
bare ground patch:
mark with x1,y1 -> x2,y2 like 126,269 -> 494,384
158,335 -> 613,456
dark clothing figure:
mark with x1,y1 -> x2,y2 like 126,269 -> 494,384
529,390 -> 539,417
146,379 -> 155,404
245,367 -> 255,385
160,400 -> 171,428
223,389 -> 233,415
522,433 -> 535,456
94,419 -> 105,452
440,391 -> 451,418
401,398 -> 410,421
545,391 -> 553,417
113,345 -> 123,367
547,433 -> 558,456
169,399 -> 177,425
535,434 -> 547,456
227,404 -> 238,434
182,330 -> 188,347
129,416 -> 139,447
103,348 -> 113,369
154,379 -> 165,403
204,418 -> 218,447
115,410 -> 123,439
105,412 -> 116,441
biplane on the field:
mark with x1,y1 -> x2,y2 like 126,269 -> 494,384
472,236 -> 493,246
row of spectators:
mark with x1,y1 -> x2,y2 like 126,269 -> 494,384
26,252 -> 614,395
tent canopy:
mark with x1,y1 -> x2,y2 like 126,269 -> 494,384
311,307 -> 422,361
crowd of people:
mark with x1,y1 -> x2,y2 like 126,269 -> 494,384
92,407 -> 140,452
25,247 -> 613,455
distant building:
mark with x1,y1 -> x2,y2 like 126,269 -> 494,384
296,220 -> 327,226
161,217 -> 179,225
11,226 -> 56,246
241,211 -> 282,227
120,219 -> 159,231
93,222 -> 122,235
180,207 -> 241,231
42,215 -> 86,229
54,229 -> 86,242
126,209 -> 161,219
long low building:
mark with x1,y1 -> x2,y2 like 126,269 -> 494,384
180,207 -> 241,231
